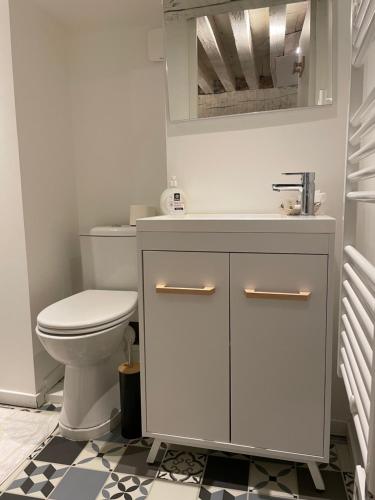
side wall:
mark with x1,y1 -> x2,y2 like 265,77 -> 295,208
5,1 -> 168,400
0,0 -> 36,401
9,0 -> 81,394
166,0 -> 352,420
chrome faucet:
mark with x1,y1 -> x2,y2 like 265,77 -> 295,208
272,172 -> 316,216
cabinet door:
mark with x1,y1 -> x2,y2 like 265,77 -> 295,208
230,253 -> 328,456
143,251 -> 229,442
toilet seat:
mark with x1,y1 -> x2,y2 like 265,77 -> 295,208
37,312 -> 134,336
37,289 -> 137,336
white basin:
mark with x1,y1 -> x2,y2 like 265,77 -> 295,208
136,213 -> 335,234
183,213 -> 286,219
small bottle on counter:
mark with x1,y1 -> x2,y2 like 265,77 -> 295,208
160,176 -> 186,215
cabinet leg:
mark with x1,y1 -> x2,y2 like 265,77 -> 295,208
307,462 -> 325,491
147,439 -> 162,464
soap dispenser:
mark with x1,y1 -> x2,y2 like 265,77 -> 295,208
160,176 -> 186,215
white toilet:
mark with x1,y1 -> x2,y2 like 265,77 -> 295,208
36,226 -> 138,440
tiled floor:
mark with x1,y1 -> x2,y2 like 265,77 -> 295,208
0,405 -> 354,500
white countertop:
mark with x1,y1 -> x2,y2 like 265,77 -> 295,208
136,213 -> 336,233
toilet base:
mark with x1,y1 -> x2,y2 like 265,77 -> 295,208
36,321 -> 130,441
59,411 -> 121,441
58,340 -> 126,441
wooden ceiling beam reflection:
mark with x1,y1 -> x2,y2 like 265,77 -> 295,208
229,10 -> 259,89
269,4 -> 287,86
198,66 -> 214,94
197,15 -> 236,92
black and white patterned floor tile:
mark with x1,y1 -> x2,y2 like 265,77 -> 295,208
127,438 -> 155,449
0,403 -> 355,500
157,450 -> 207,484
28,431 -> 60,461
72,440 -> 127,472
199,484 -> 247,499
248,460 -> 298,498
343,472 -> 354,500
101,473 -> 153,500
199,454 -> 249,499
114,445 -> 165,478
5,461 -> 68,498
207,450 -> 250,461
49,467 -> 109,499
33,436 -> 87,466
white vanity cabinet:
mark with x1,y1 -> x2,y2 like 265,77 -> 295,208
137,215 -> 336,464
230,253 -> 327,457
142,251 -> 230,442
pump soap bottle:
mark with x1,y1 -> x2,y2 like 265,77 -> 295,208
160,176 -> 186,215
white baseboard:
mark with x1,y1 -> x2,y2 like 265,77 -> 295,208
38,364 -> 65,407
46,379 -> 64,404
0,364 -> 64,409
42,365 -> 64,395
0,389 -> 42,409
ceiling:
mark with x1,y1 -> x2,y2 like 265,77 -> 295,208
32,0 -> 162,30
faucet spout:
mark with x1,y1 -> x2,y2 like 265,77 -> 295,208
272,172 -> 315,215
272,184 -> 303,192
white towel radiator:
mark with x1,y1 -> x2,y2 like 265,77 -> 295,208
340,1 -> 375,498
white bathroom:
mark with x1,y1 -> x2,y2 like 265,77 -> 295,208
0,0 -> 374,498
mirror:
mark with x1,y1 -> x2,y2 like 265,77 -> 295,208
164,0 -> 333,121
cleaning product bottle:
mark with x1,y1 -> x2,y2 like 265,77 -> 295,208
160,176 -> 186,215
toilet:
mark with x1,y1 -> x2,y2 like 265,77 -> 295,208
36,226 -> 138,440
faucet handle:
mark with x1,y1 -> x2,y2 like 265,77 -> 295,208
282,172 -> 315,176
282,172 -> 315,184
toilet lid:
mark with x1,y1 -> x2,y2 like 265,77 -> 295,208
37,290 -> 137,334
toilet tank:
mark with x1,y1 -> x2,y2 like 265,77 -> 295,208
80,226 -> 137,291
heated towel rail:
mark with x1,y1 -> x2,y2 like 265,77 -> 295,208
340,1 -> 375,498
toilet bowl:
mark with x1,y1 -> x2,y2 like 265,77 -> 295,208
36,289 -> 138,440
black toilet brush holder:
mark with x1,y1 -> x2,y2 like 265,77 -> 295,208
118,362 -> 142,439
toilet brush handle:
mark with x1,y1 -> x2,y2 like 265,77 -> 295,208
128,338 -> 132,367
124,325 -> 136,368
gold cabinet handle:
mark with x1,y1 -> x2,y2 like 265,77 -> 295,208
244,289 -> 311,301
156,284 -> 216,295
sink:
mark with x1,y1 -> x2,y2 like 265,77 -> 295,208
136,213 -> 335,234
183,213 -> 286,219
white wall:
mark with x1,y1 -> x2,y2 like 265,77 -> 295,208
9,0 -> 81,393
0,0 -> 36,398
67,20 -> 167,233
167,0 -> 351,421
0,0 -> 167,404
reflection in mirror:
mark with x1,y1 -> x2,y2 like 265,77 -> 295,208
164,0 -> 333,121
